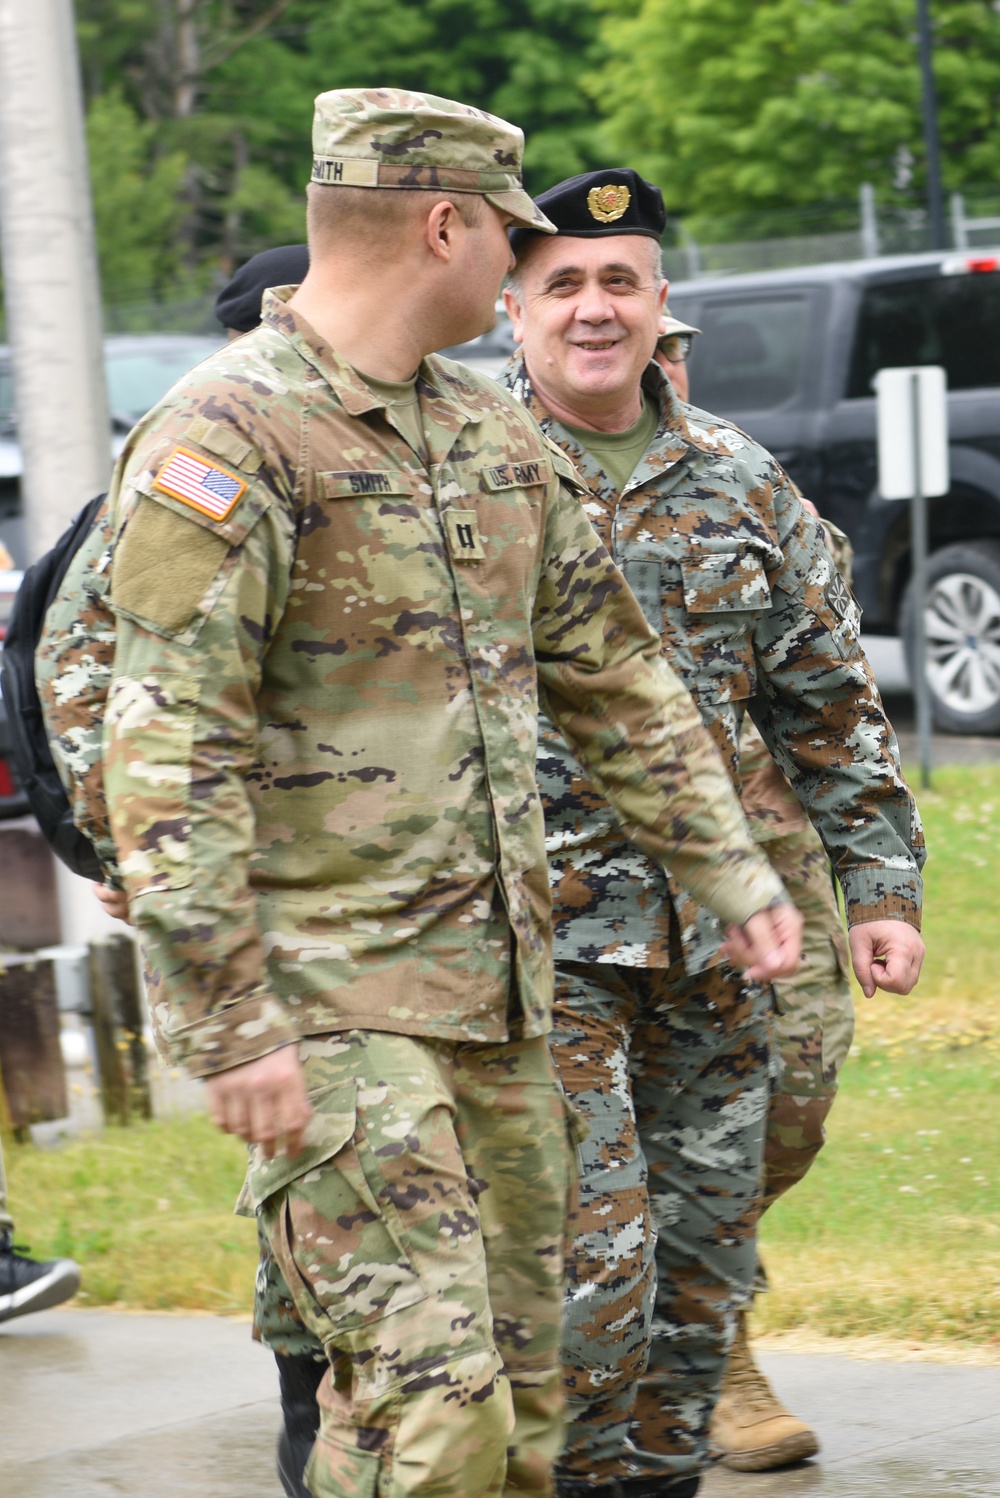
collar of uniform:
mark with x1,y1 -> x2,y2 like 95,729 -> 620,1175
501,349 -> 693,493
260,287 -> 481,426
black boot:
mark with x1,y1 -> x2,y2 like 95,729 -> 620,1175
275,1351 -> 324,1498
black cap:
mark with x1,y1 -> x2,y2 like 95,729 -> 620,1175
509,168 -> 666,258
214,244 -> 310,333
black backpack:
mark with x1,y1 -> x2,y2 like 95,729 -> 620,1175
0,494 -> 108,880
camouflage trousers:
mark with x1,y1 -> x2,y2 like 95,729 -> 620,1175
243,1030 -> 574,1498
550,949 -> 772,1489
740,729 -> 855,1219
0,1135 -> 13,1236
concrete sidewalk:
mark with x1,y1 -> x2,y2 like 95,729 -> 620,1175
2,1310 -> 999,1497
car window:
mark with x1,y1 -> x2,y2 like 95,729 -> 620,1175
105,340 -> 221,424
686,295 -> 812,413
847,272 -> 1000,397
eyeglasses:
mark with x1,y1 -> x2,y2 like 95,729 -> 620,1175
657,333 -> 693,363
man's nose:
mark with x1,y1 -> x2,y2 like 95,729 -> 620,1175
573,279 -> 615,325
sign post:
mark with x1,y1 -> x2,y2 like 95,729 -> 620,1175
875,365 -> 949,789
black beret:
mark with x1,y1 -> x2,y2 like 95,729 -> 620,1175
509,168 -> 666,258
214,244 -> 310,333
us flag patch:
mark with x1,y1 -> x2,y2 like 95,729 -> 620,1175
153,446 -> 246,521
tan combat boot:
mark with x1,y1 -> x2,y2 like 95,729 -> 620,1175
710,1311 -> 819,1471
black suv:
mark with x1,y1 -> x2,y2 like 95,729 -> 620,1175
669,251 -> 1000,733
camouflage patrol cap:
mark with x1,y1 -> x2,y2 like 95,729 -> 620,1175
310,87 -> 556,234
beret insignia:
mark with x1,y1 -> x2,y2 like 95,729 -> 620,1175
587,183 -> 631,223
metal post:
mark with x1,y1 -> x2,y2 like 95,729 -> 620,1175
860,182 -> 880,259
909,372 -> 933,788
950,191 -> 967,250
916,0 -> 946,252
0,0 -> 121,945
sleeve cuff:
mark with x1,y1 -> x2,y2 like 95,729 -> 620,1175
841,864 -> 923,930
161,990 -> 299,1077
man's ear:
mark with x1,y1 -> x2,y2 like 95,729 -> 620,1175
425,199 -> 459,264
657,278 -> 669,313
502,284 -> 525,344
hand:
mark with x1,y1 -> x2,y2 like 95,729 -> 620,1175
204,1046 -> 312,1158
722,903 -> 803,982
849,919 -> 925,998
93,883 -> 131,923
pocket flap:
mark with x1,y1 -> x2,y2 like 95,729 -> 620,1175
243,1080 -> 358,1210
681,549 -> 771,614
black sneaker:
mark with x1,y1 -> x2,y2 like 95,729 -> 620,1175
0,1232 -> 80,1323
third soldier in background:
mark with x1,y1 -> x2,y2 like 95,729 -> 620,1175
502,168 -> 925,1497
656,314 -> 859,1471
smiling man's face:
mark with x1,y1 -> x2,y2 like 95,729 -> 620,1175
504,234 -> 667,428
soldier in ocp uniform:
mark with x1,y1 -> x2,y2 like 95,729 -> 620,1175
498,169 -> 925,1497
56,96 -> 803,1498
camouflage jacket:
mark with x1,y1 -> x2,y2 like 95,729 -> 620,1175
502,352 -> 925,972
71,290 -> 785,1075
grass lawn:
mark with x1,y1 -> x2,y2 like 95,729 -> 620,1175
3,765 -> 999,1348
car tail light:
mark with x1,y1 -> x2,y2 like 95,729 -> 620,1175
941,254 -> 1000,276
0,758 -> 15,798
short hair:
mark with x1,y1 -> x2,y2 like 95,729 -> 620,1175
508,232 -> 663,301
307,183 -> 484,256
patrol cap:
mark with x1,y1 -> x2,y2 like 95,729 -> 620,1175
310,87 -> 556,234
660,310 -> 701,339
509,167 -> 666,257
214,244 -> 310,333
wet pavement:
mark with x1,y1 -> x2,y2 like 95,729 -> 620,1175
2,1308 -> 999,1497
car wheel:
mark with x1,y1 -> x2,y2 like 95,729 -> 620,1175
900,540 -> 1000,735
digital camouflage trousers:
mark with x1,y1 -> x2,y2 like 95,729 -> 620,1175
740,725 -> 855,1219
549,950 -> 772,1489
242,1030 -> 574,1498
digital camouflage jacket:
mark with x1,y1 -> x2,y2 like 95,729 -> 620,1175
52,291 -> 787,1075
501,352 -> 925,973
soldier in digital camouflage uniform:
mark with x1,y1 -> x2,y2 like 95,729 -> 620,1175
38,97 -> 802,1498
497,168 -> 925,1497
655,315 -> 859,1469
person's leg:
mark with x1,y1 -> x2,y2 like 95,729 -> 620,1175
0,1132 -> 81,1324
711,815 -> 854,1472
452,1035 -> 575,1497
252,1031 -> 514,1498
625,954 -> 772,1488
545,963 -> 656,1492
254,1218 -> 325,1497
0,1134 -> 14,1237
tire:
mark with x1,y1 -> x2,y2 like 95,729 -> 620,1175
900,540 -> 1000,735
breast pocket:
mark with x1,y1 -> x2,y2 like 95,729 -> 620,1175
677,547 -> 772,703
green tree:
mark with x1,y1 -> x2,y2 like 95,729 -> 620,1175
594,0 -> 1000,219
75,0 -> 609,298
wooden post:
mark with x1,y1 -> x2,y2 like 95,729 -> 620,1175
0,956 -> 68,1130
87,935 -> 151,1123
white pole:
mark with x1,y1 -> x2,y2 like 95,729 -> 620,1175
909,372 -> 933,789
0,0 -> 120,941
0,0 -> 112,562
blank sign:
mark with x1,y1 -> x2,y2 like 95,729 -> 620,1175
875,365 -> 949,500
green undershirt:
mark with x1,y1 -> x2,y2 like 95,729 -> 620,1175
561,393 -> 659,495
357,369 -> 426,461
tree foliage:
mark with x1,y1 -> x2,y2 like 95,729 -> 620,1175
593,0 -> 1000,219
75,0 -> 609,301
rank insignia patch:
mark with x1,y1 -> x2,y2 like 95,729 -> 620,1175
153,447 -> 247,521
443,509 -> 485,561
587,183 -> 631,223
826,570 -> 855,623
